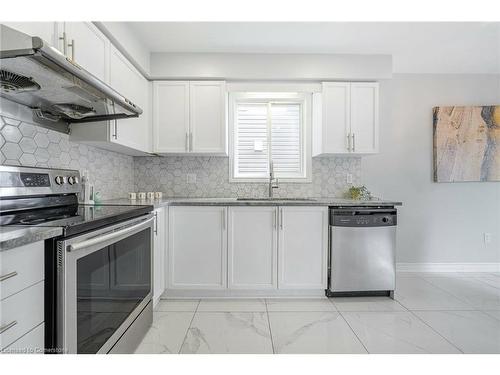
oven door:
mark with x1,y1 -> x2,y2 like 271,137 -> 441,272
57,214 -> 154,354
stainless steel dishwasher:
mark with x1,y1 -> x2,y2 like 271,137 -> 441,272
327,207 -> 397,298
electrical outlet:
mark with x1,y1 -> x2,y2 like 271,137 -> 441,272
484,232 -> 492,245
186,173 -> 197,184
346,173 -> 353,184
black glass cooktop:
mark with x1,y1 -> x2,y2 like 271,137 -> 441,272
1,204 -> 153,237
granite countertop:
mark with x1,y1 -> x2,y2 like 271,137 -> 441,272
0,226 -> 63,252
101,197 -> 402,209
0,197 -> 401,250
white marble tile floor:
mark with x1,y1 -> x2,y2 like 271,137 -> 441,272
135,272 -> 500,354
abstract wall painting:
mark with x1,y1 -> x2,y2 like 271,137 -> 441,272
433,105 -> 500,182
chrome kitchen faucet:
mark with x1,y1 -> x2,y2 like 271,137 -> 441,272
268,161 -> 279,198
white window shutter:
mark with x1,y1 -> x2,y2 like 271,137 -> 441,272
234,103 -> 269,178
232,95 -> 306,181
270,103 -> 302,177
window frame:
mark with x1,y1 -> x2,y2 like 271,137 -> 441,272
229,91 -> 312,183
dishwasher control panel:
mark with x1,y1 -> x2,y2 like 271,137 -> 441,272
330,208 -> 397,227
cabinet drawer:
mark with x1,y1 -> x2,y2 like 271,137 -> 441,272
0,241 -> 44,300
0,281 -> 44,350
2,324 -> 44,354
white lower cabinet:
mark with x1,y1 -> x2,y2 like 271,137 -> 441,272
153,207 -> 167,306
168,206 -> 227,289
166,205 -> 327,296
227,207 -> 277,289
0,241 -> 45,353
278,207 -> 329,289
0,281 -> 44,351
2,324 -> 44,354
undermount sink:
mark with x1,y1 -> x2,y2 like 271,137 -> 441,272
236,197 -> 317,201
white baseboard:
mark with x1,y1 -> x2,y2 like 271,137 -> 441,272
396,262 -> 500,273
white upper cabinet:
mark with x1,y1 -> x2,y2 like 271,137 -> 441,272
63,22 -> 110,83
227,207 -> 277,289
2,22 -> 62,51
153,81 -> 190,153
69,42 -> 151,155
153,81 -> 227,155
349,82 -> 379,153
109,44 -> 151,153
278,206 -> 328,290
189,81 -> 227,154
313,82 -> 379,155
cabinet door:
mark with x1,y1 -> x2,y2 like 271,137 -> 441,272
227,207 -> 277,289
278,207 -> 328,289
64,22 -> 109,83
168,206 -> 227,289
109,45 -> 151,153
153,208 -> 166,305
189,81 -> 227,154
153,81 -> 190,153
321,82 -> 350,153
3,22 -> 61,50
350,82 -> 379,154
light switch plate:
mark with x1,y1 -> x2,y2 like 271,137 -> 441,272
484,232 -> 492,245
346,173 -> 353,184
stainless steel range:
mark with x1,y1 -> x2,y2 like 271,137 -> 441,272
0,165 -> 154,354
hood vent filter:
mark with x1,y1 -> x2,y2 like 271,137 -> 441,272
0,69 -> 41,93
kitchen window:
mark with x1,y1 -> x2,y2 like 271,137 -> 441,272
229,92 -> 312,182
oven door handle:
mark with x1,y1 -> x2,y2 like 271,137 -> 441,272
68,217 -> 154,252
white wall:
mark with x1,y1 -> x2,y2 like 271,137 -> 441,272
150,53 -> 392,80
363,74 -> 500,265
95,22 -> 150,75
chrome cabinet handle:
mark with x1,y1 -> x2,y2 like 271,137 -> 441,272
68,217 -> 154,252
68,39 -> 75,61
154,211 -> 158,235
273,210 -> 276,229
0,320 -> 17,334
280,208 -> 283,230
113,119 -> 118,139
222,210 -> 226,230
185,132 -> 189,151
352,133 -> 356,152
59,32 -> 68,56
0,271 -> 18,282
347,133 -> 351,152
189,132 -> 193,152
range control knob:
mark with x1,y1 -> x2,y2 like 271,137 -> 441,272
382,217 -> 389,223
54,176 -> 67,185
68,176 -> 79,185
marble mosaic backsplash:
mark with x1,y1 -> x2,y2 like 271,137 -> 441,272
134,156 -> 361,198
1,113 -> 361,200
0,114 -> 134,200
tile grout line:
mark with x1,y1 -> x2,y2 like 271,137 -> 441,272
177,299 -> 201,354
264,299 -> 276,354
407,309 -> 465,354
337,311 -> 370,354
472,277 -> 500,291
417,276 -> 474,307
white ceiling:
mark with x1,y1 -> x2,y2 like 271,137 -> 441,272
127,22 -> 500,74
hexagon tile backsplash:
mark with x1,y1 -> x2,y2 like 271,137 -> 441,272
134,155 -> 361,198
1,113 -> 361,200
0,114 -> 134,200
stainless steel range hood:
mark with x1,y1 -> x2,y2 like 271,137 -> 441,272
0,24 -> 142,133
